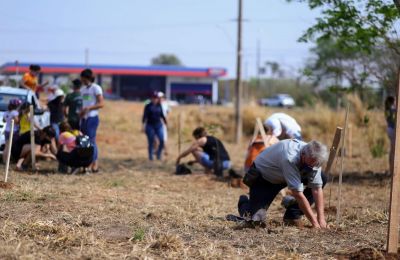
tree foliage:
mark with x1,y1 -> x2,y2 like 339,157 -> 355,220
151,54 -> 183,66
289,0 -> 399,54
290,0 -> 400,98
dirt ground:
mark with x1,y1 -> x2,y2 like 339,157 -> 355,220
0,101 -> 397,259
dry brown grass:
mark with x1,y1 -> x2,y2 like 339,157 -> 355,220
0,100 -> 395,259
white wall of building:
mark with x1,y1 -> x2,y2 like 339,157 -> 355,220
165,76 -> 219,104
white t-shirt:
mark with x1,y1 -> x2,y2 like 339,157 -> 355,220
264,113 -> 301,138
160,101 -> 170,118
81,83 -> 103,118
3,110 -> 19,132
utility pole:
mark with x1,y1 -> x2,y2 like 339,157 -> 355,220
256,38 -> 261,90
234,0 -> 243,144
85,48 -> 89,66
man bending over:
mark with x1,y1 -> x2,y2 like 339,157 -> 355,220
238,139 -> 328,228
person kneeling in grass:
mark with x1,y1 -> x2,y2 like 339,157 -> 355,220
176,127 -> 231,176
12,126 -> 57,171
237,139 -> 328,229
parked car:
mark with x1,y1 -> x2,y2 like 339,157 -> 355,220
258,93 -> 296,108
0,86 -> 50,154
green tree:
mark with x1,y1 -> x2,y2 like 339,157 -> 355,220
290,0 -> 400,95
151,54 -> 183,66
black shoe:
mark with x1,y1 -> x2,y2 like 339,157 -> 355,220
226,214 -> 246,222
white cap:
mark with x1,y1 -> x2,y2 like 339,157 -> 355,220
48,88 -> 65,101
157,91 -> 164,98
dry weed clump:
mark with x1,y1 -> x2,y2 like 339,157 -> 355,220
150,233 -> 183,251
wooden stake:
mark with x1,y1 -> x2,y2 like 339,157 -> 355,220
29,105 -> 36,171
4,120 -> 14,182
326,127 -> 343,211
387,74 -> 400,253
336,104 -> 350,226
325,127 -> 343,176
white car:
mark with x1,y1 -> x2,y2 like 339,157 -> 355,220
0,86 -> 50,154
259,94 -> 296,108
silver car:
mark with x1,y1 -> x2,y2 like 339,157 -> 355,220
0,86 -> 50,154
259,93 -> 296,108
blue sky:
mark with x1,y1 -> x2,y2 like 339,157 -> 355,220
0,0 -> 319,78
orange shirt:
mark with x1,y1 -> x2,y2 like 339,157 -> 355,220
22,72 -> 38,91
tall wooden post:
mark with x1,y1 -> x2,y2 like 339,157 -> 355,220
387,74 -> 400,253
4,120 -> 14,182
336,104 -> 350,225
234,0 -> 243,144
29,105 -> 36,171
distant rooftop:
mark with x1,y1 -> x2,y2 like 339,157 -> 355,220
0,62 -> 227,78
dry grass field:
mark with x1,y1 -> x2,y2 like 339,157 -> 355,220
0,100 -> 397,259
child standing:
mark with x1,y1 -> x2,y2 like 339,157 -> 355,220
3,99 -> 21,162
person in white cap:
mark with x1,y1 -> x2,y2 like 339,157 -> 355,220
47,87 -> 65,140
264,113 -> 302,140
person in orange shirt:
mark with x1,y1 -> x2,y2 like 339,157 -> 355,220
21,64 -> 48,93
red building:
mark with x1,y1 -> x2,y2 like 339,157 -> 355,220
0,62 -> 227,104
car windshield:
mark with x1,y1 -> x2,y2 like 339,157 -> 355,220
0,94 -> 27,111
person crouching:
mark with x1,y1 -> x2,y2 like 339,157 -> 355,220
176,127 -> 231,176
238,139 -> 329,228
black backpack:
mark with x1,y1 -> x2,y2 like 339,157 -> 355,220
175,164 -> 192,175
75,135 -> 94,158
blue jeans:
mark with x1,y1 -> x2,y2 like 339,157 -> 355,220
81,116 -> 99,161
51,123 -> 60,141
238,166 -> 327,220
200,152 -> 231,170
145,123 -> 164,160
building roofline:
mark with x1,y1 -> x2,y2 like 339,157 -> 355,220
0,62 -> 227,78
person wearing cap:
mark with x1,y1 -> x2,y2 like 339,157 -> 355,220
142,92 -> 167,160
158,91 -> 170,156
79,69 -> 104,172
64,79 -> 83,130
47,87 -> 65,140
21,64 -> 49,93
264,113 -> 302,140
2,98 -> 22,162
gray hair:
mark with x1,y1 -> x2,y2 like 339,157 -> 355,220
302,140 -> 328,167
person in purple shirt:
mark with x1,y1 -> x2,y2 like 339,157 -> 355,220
142,92 -> 167,160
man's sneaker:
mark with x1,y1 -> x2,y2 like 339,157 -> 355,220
283,218 -> 304,228
226,214 -> 246,222
252,209 -> 267,222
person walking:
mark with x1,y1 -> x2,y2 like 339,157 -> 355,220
79,69 -> 104,172
142,92 -> 167,160
64,79 -> 83,130
385,96 -> 396,174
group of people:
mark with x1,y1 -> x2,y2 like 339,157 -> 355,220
3,65 -> 104,173
175,112 -> 329,229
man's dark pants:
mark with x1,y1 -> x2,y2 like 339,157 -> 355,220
238,166 -> 327,220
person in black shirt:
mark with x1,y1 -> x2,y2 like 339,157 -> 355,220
12,126 -> 57,170
64,79 -> 83,130
176,127 -> 231,175
47,88 -> 65,140
142,92 -> 167,160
